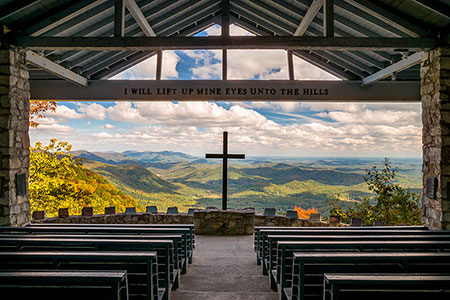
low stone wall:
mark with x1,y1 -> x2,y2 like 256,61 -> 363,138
194,209 -> 254,235
33,213 -> 194,225
254,215 -> 333,227
33,209 -> 337,234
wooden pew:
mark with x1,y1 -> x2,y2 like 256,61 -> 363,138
254,225 -> 427,257
290,252 -> 450,300
0,270 -> 128,300
0,233 -> 187,275
323,273 -> 450,300
0,237 -> 175,297
0,226 -> 191,272
258,229 -> 450,274
265,234 -> 450,280
276,240 -> 450,298
30,223 -> 196,251
0,251 -> 159,300
256,227 -> 440,265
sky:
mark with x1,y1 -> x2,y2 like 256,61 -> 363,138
30,25 -> 422,158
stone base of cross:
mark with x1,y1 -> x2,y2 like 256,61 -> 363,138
205,131 -> 245,210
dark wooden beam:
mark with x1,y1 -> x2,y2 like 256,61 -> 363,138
0,0 -> 40,21
114,0 -> 125,37
156,50 -> 162,80
324,0 -> 334,37
29,79 -> 421,102
287,50 -> 294,80
15,36 -> 440,51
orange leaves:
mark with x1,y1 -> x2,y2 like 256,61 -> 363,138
293,206 -> 318,219
29,100 -> 57,128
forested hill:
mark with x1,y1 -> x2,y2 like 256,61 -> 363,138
75,152 -> 422,215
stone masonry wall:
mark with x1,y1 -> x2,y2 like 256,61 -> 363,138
421,47 -> 450,229
0,46 -> 30,226
33,210 -> 335,234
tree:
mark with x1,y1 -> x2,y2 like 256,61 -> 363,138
29,139 -> 142,217
327,159 -> 422,226
29,100 -> 57,128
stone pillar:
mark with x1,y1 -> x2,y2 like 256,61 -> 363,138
421,47 -> 450,229
0,45 -> 30,226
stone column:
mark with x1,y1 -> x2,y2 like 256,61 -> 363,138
0,45 -> 30,226
421,47 -> 450,229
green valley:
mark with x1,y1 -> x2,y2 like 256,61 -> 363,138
77,151 -> 422,216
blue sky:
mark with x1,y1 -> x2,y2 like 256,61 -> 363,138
31,25 -> 422,158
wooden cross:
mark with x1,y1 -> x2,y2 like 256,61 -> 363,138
205,131 -> 245,210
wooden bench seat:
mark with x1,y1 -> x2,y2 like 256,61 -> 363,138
0,251 -> 159,300
0,225 -> 192,271
254,225 -> 427,258
323,273 -> 450,300
0,237 -> 176,296
29,223 -> 196,251
265,234 -> 450,278
290,252 -> 450,300
0,233 -> 187,275
0,270 -> 128,300
257,229 -> 449,270
275,240 -> 450,298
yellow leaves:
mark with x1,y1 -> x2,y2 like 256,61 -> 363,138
29,139 -> 141,217
293,206 -> 319,219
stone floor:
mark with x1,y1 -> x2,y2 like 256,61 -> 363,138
171,235 -> 278,300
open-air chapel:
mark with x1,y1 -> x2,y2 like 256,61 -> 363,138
1,0 -> 450,299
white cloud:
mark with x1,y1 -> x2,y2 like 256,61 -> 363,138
110,50 -> 179,80
107,101 -> 269,127
47,105 -> 83,119
102,123 -> 115,129
30,117 -> 74,135
77,103 -> 107,120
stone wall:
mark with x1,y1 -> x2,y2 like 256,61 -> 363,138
194,210 -> 254,235
33,209 -> 336,234
421,47 -> 450,229
0,46 -> 30,226
33,212 -> 194,225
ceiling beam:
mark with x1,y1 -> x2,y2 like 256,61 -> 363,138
114,0 -> 125,37
345,0 -> 431,37
26,51 -> 88,86
15,36 -> 439,51
294,0 -> 322,36
124,0 -> 155,36
362,51 -> 423,86
411,0 -> 450,21
0,0 -> 40,21
324,0 -> 334,37
27,0 -> 108,36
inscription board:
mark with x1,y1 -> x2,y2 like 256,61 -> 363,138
30,80 -> 420,102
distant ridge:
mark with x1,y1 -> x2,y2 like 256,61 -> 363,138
73,150 -> 198,164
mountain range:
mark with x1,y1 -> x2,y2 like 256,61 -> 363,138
75,150 -> 422,215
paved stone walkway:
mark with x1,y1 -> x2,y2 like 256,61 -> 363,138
171,235 -> 278,300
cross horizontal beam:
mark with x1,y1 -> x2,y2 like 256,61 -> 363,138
29,80 -> 420,102
206,154 -> 245,159
13,36 -> 440,51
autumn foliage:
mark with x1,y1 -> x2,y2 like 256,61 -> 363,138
29,139 -> 142,217
293,206 -> 319,219
29,100 -> 57,128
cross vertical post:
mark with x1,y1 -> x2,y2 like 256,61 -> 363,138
223,131 -> 228,210
206,131 -> 245,210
